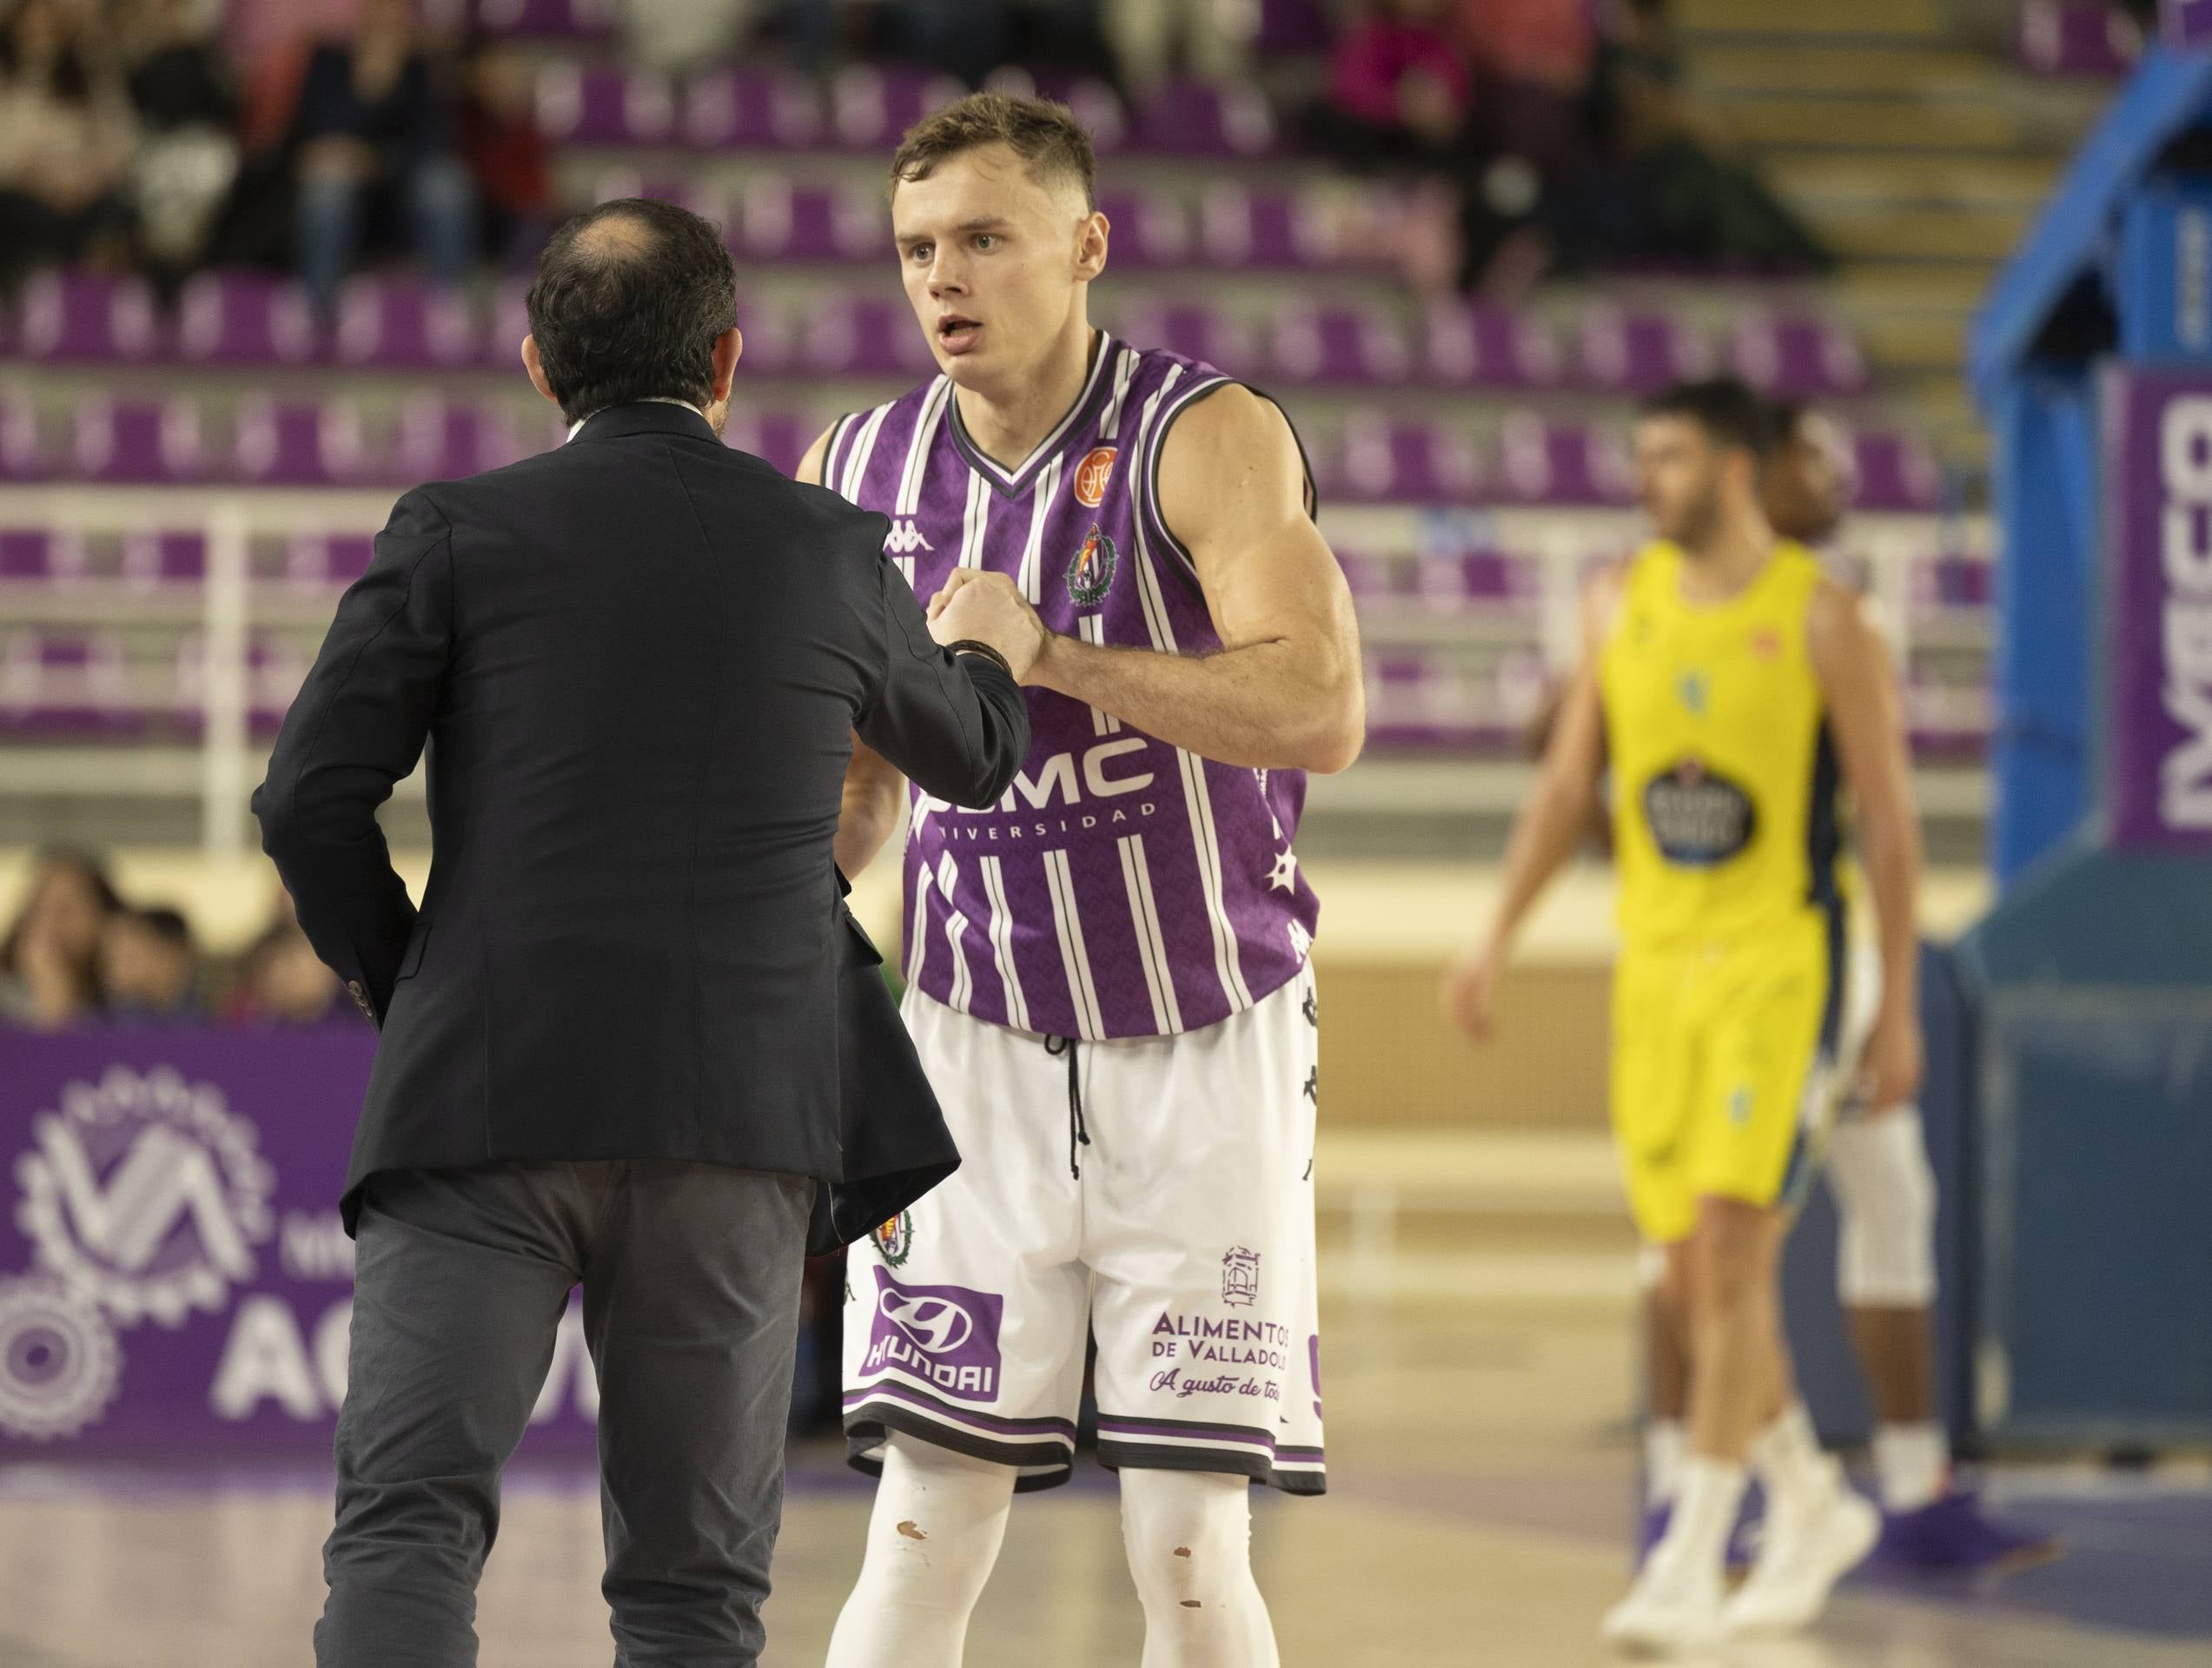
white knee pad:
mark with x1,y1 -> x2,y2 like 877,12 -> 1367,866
1824,1106 -> 1938,1307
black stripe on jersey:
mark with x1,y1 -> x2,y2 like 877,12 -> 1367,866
1141,378 -> 1321,599
1803,718 -> 1844,913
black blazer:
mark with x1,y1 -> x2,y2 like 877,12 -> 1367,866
253,402 -> 1029,1248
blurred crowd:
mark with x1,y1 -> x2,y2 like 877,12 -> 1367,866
0,846 -> 362,1029
0,0 -> 1821,312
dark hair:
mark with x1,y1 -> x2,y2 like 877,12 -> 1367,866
525,199 -> 739,425
1636,377 -> 1777,457
891,91 -> 1096,211
1763,398 -> 1811,454
130,906 -> 195,950
1,846 -> 121,976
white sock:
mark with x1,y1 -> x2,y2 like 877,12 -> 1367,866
1645,1420 -> 1686,1507
1872,1422 -> 1949,1513
1750,1402 -> 1835,1523
1652,1457 -> 1745,1580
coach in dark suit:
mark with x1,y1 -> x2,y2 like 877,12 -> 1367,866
255,198 -> 1036,1667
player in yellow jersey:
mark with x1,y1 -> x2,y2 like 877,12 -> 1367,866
1444,380 -> 1924,1651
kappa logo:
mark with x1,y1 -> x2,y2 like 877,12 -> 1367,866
15,1065 -> 275,1327
1067,523 -> 1118,606
884,518 -> 935,556
1073,446 -> 1117,508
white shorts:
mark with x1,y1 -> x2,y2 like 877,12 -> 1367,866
843,966 -> 1325,1495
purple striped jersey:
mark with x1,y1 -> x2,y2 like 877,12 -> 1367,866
824,333 -> 1321,1041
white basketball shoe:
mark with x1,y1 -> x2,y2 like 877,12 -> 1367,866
1599,1551 -> 1726,1656
1725,1481 -> 1881,1637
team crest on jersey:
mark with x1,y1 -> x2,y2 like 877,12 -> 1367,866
871,1211 -> 913,1268
1073,446 -> 1117,508
1067,523 -> 1118,606
1643,758 -> 1756,866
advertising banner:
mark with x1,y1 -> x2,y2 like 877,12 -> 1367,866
2102,367 -> 2212,850
0,1031 -> 599,1454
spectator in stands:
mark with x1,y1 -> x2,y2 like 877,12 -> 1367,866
228,908 -> 352,1026
99,904 -> 202,1021
1452,0 -> 1596,179
1311,0 -> 1471,175
289,0 -> 476,312
118,0 -> 240,282
459,34 -> 553,269
0,0 -> 138,291
0,847 -> 121,1028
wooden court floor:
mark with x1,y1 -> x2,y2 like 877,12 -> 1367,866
3,1293 -> 2202,1668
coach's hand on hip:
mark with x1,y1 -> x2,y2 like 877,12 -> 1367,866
928,568 -> 1049,682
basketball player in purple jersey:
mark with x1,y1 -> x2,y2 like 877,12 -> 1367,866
797,94 -> 1363,1666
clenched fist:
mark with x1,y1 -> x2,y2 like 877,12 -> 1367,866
927,568 -> 1051,684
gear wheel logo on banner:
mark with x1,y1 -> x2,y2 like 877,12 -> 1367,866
14,1065 -> 275,1328
0,1274 -> 122,1440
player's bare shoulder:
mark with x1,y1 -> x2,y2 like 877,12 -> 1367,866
1580,558 -> 1633,651
794,420 -> 838,489
1154,382 -> 1308,544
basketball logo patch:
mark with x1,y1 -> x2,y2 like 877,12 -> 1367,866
871,1211 -> 913,1268
1067,523 -> 1118,606
1073,446 -> 1117,508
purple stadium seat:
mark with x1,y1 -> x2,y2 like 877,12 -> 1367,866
1572,305 -> 1710,393
283,533 -> 377,590
589,167 -> 727,222
1011,71 -> 1128,152
232,399 -> 376,486
724,410 -> 814,476
176,270 -> 319,365
0,530 -> 87,586
1492,413 -> 1631,506
483,279 -> 531,369
1903,671 -> 1992,758
1364,652 -> 1488,750
1332,548 -> 1406,603
1330,414 -> 1482,505
2018,0 -> 2142,75
473,0 -> 613,38
1268,307 -> 1410,386
1134,80 -> 1275,157
396,396 -> 529,481
334,276 -> 480,368
1729,313 -> 1866,399
70,399 -> 207,483
1913,551 -> 1997,612
1095,190 -> 1192,268
174,636 -> 307,737
120,531 -> 208,589
1422,301 -> 1562,390
0,631 -> 142,738
830,64 -> 964,150
0,398 -> 48,480
683,66 -> 823,149
1197,185 -> 1328,269
537,63 -> 676,146
738,180 -> 885,262
1415,550 -> 1536,612
1848,427 -> 1943,512
803,296 -> 937,378
1115,301 -> 1253,369
15,270 -> 162,361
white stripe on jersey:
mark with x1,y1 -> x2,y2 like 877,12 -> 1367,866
895,379 -> 953,514
1043,848 -> 1107,1039
1017,454 -> 1063,606
961,334 -> 1116,486
1116,833 -> 1182,1032
1099,343 -> 1139,442
1077,615 -> 1119,736
957,466 -> 990,569
977,855 -> 1030,1032
838,401 -> 893,501
935,852 -> 975,1014
905,858 -> 933,987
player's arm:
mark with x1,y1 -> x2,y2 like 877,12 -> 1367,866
1440,571 -> 1618,1040
799,420 -> 913,879
928,387 -> 1365,773
1808,579 -> 1924,1112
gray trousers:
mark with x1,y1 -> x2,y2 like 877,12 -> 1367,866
316,1160 -> 812,1668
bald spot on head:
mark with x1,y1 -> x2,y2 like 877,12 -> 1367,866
569,212 -> 658,264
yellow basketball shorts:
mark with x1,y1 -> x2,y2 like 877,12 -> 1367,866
1609,910 -> 1848,1246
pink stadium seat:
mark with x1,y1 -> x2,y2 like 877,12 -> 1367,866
15,269 -> 162,361
830,64 -> 964,150
1328,414 -> 1482,506
0,397 -> 49,480
1729,313 -> 1867,400
1422,301 -> 1563,391
176,270 -> 319,366
70,399 -> 207,483
1849,427 -> 1943,512
1268,306 -> 1411,387
173,635 -> 307,737
483,279 -> 531,369
682,65 -> 823,149
283,533 -> 377,590
2018,0 -> 2142,76
536,63 -> 677,146
334,276 -> 481,368
0,631 -> 143,737
801,296 -> 937,377
738,180 -> 885,262
474,0 -> 613,38
0,529 -> 87,586
1492,413 -> 1632,506
395,396 -> 530,481
120,530 -> 208,589
231,399 -> 377,486
1094,190 -> 1192,268
1134,80 -> 1276,157
1572,305 -> 1710,393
